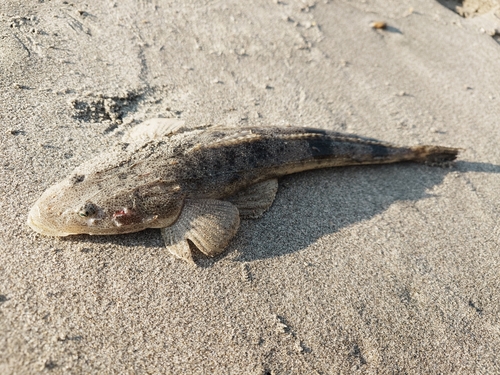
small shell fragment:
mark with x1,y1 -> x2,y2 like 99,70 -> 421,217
370,21 -> 387,29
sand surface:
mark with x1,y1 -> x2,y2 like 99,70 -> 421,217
1,0 -> 500,373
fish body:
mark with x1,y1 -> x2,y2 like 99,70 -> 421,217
28,119 -> 459,263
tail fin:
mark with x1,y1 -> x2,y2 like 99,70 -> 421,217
410,145 -> 460,165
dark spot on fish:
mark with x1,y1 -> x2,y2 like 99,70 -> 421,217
213,159 -> 223,171
226,149 -> 237,166
248,141 -> 271,164
191,152 -> 209,172
248,155 -> 257,167
229,173 -> 241,183
184,141 -> 195,150
308,137 -> 334,159
70,174 -> 85,184
370,144 -> 390,158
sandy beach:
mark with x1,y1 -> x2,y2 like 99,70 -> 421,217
1,0 -> 500,373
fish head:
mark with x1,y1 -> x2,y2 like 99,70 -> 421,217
27,171 -> 184,236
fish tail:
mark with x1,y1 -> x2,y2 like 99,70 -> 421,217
409,145 -> 460,165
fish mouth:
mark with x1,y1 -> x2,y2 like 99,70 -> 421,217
27,204 -> 71,237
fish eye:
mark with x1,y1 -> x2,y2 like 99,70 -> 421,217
78,202 -> 97,217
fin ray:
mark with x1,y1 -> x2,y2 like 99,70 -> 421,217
227,179 -> 278,219
161,199 -> 240,262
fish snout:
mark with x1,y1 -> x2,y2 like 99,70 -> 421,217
27,202 -> 69,236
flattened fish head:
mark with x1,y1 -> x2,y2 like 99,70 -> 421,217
27,172 -> 185,236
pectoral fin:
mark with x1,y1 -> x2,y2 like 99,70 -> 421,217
227,179 -> 278,219
161,199 -> 240,263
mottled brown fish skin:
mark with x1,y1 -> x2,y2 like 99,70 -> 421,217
166,126 -> 458,199
27,124 -> 459,243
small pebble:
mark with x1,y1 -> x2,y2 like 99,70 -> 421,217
370,21 -> 387,29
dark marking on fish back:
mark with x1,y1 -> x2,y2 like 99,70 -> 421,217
308,137 -> 335,159
370,144 -> 390,159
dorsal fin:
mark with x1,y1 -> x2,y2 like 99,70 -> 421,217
122,118 -> 186,144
